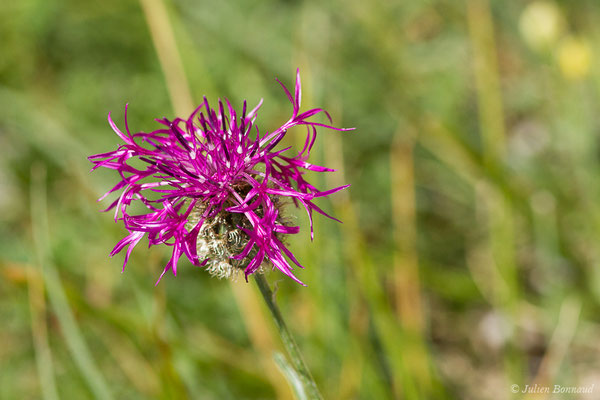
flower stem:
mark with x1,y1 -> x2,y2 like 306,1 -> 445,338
253,274 -> 323,400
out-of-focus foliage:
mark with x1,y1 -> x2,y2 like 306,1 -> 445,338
2,0 -> 600,399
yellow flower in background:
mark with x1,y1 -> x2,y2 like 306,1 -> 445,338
519,2 -> 592,80
557,36 -> 592,80
519,1 -> 564,51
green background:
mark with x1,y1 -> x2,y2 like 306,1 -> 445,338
1,0 -> 600,399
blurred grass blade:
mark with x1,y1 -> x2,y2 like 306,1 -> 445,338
30,164 -> 113,400
139,0 -> 194,116
390,136 -> 433,390
467,0 -> 506,166
467,0 -> 522,382
274,352 -> 308,400
525,297 -> 581,400
28,234 -> 59,399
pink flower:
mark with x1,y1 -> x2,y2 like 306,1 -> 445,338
89,70 -> 352,285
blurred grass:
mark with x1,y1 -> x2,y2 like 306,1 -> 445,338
2,0 -> 600,399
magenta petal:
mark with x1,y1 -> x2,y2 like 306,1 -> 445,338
90,70 -> 352,285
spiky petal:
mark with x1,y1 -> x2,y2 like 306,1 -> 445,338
89,70 -> 353,285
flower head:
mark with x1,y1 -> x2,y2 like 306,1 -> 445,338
89,70 -> 352,285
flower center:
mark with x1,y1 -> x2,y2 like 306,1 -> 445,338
186,202 -> 257,279
186,190 -> 291,280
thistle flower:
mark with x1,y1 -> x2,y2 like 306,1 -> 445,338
89,70 -> 352,285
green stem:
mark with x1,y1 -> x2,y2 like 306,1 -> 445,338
253,274 -> 323,400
